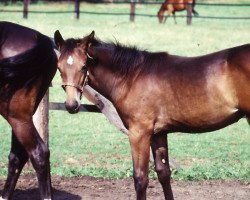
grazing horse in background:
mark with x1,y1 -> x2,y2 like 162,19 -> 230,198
0,22 -> 57,200
158,0 -> 198,24
54,30 -> 250,200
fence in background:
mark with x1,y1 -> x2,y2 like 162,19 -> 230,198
1,0 -> 250,21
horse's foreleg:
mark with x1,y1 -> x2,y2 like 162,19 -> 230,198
172,11 -> 177,24
151,133 -> 174,200
8,118 -> 53,200
186,3 -> 192,25
1,132 -> 29,200
129,129 -> 151,200
163,12 -> 167,24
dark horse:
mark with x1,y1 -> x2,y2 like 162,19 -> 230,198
54,30 -> 250,200
158,0 -> 198,24
0,22 -> 57,199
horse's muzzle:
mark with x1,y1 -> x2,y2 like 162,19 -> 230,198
65,101 -> 80,114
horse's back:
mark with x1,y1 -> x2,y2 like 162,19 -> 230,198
167,0 -> 194,11
228,44 -> 250,71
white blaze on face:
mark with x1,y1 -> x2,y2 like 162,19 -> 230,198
67,55 -> 74,65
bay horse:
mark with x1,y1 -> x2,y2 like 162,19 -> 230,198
54,30 -> 250,200
0,22 -> 57,199
158,0 -> 198,25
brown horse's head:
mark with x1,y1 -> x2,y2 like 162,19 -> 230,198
54,30 -> 95,113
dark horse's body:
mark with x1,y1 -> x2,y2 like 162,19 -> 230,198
158,0 -> 198,24
54,31 -> 250,200
0,22 -> 57,199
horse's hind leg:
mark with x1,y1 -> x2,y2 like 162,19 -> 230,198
7,118 -> 52,200
1,132 -> 29,200
151,133 -> 174,200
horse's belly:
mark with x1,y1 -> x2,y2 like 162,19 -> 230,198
154,107 -> 243,133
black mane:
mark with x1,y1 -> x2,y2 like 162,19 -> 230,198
63,37 -> 168,76
91,38 -> 168,76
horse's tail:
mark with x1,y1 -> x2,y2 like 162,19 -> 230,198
192,0 -> 199,16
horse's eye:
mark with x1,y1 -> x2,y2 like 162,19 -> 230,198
81,65 -> 87,72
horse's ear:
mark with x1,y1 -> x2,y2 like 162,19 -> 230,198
54,30 -> 65,51
82,30 -> 95,50
88,31 -> 95,43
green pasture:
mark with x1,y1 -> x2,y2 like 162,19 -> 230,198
0,2 -> 249,181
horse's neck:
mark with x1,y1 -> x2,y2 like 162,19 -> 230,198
89,44 -> 135,103
160,2 -> 167,12
89,65 -> 114,98
89,62 -> 127,105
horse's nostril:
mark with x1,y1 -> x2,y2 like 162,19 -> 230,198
65,101 -> 80,114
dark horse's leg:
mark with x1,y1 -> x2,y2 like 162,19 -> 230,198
151,133 -> 174,200
1,132 -> 29,199
2,116 -> 52,200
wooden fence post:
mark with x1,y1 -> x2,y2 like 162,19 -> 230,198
33,89 -> 49,145
23,0 -> 30,19
75,0 -> 80,19
130,0 -> 136,22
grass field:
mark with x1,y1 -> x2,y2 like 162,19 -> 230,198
0,1 -> 250,182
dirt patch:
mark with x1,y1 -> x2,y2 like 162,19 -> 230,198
0,174 -> 249,200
